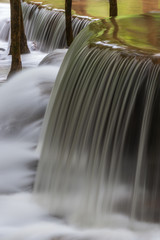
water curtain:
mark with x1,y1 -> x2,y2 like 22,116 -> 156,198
0,2 -> 92,52
22,2 -> 93,52
34,19 -> 160,224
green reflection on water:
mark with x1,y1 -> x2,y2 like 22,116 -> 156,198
88,14 -> 160,55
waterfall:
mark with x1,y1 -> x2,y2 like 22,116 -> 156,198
21,2 -> 93,52
0,2 -> 92,52
0,19 -> 10,41
34,19 -> 160,225
0,3 -> 10,41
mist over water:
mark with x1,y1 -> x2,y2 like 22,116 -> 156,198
0,2 -> 160,240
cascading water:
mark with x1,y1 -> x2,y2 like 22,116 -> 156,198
0,1 -> 160,240
0,2 -> 92,52
35,18 -> 160,225
0,3 -> 10,44
21,2 -> 92,52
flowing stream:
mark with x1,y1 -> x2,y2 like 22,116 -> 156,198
0,2 -> 160,240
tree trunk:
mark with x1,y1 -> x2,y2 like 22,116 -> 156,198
8,0 -> 22,78
65,0 -> 73,47
109,0 -> 118,17
20,1 -> 30,54
9,0 -> 29,55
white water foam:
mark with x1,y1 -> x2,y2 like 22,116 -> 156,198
0,65 -> 59,192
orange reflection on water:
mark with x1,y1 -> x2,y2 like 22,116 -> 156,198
71,0 -> 160,18
142,0 -> 159,13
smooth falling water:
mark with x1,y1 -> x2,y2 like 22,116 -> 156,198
0,2 -> 92,52
0,3 -> 10,41
21,2 -> 93,52
35,23 -> 160,224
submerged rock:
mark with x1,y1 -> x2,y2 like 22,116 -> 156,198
39,49 -> 68,67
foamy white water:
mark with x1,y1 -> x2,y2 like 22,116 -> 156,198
0,192 -> 160,240
0,65 -> 59,193
0,3 -> 10,20
0,2 -> 160,240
